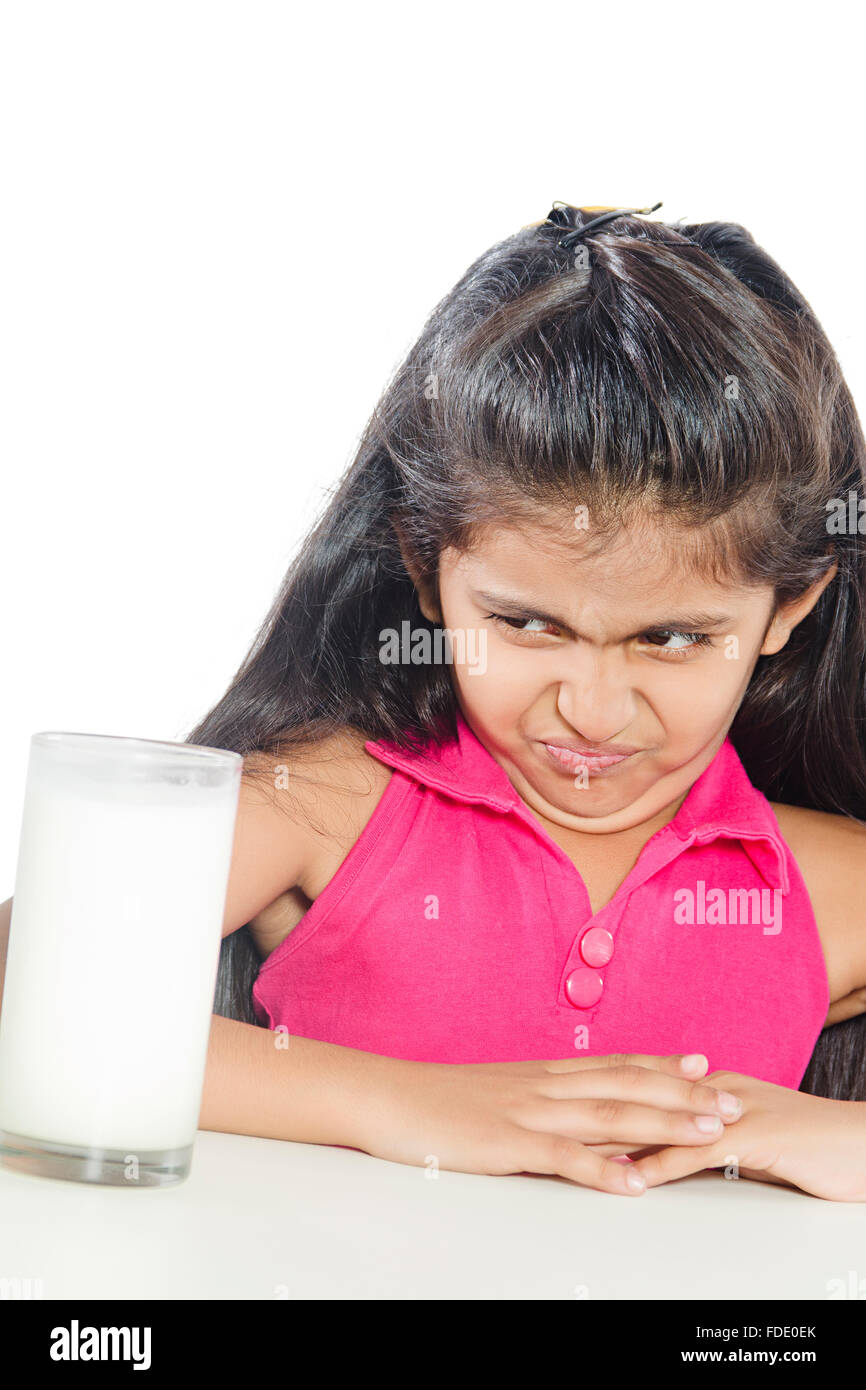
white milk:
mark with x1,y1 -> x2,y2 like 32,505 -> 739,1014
0,739 -> 240,1152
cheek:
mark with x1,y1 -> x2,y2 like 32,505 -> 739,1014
451,641 -> 540,718
650,660 -> 746,733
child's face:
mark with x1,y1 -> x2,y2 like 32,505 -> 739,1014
421,516 -> 832,835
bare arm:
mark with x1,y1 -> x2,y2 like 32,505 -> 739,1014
199,1014 -> 405,1147
770,802 -> 866,1028
196,737 -> 418,1145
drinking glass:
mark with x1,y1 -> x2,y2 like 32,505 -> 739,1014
0,732 -> 242,1186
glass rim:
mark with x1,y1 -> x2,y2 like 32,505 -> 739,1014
30,731 -> 243,767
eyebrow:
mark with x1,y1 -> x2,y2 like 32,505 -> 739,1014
471,589 -> 735,639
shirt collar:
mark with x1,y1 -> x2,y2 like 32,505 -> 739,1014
365,710 -> 789,891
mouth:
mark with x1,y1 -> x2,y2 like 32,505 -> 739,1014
540,740 -> 639,776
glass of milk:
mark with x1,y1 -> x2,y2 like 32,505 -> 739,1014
0,731 -> 242,1186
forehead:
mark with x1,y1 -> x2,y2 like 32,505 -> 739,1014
443,515 -> 759,612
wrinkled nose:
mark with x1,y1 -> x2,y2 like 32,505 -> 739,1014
554,654 -> 638,745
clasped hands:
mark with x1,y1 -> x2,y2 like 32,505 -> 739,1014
598,1062 -> 866,1202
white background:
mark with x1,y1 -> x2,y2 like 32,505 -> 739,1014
1,1 -> 862,891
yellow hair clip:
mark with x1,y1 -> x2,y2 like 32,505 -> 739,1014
522,203 -> 621,229
558,202 -> 663,249
526,201 -> 663,247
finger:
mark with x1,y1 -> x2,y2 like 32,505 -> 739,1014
532,1096 -> 729,1147
519,1130 -> 649,1196
585,1141 -> 667,1159
628,1140 -> 728,1188
542,1052 -> 710,1080
541,1064 -> 743,1122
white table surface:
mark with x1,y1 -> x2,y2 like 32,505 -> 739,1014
1,1130 -> 864,1300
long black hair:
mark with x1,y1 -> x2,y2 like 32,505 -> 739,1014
184,204 -> 866,1101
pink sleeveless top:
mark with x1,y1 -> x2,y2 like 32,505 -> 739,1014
252,711 -> 829,1088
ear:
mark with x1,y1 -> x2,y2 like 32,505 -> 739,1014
760,557 -> 839,656
391,516 -> 442,624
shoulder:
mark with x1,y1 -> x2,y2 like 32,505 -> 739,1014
769,801 -> 866,1001
243,727 -> 396,901
769,800 -> 866,870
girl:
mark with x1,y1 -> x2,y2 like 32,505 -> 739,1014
189,202 -> 866,1200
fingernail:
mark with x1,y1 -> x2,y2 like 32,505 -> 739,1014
626,1171 -> 646,1192
681,1054 -> 707,1073
695,1115 -> 722,1133
717,1092 -> 742,1117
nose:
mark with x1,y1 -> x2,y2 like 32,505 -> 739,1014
554,652 -> 638,745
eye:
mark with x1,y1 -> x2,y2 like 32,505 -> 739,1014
639,631 -> 713,659
485,613 -> 561,639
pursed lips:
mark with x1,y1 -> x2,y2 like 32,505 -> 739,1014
542,741 -> 636,771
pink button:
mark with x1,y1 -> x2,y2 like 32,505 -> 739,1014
565,967 -> 604,1009
579,926 -> 614,967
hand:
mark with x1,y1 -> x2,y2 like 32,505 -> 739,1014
351,1052 -> 744,1198
626,1069 -> 866,1202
